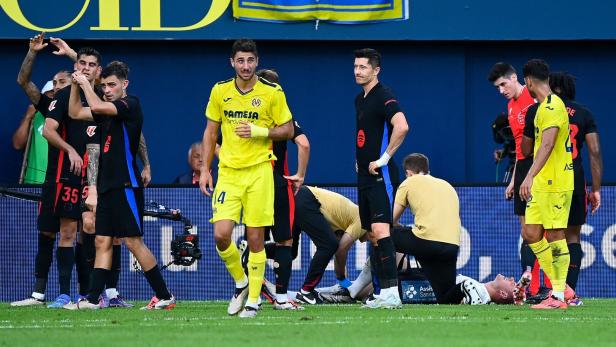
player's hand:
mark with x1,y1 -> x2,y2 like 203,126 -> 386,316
29,32 -> 47,52
283,174 -> 304,195
368,161 -> 380,175
199,170 -> 213,196
85,185 -> 97,213
494,149 -> 504,162
141,165 -> 151,187
505,181 -> 514,200
589,190 -> 601,214
235,121 -> 269,138
49,37 -> 75,58
66,148 -> 83,175
519,175 -> 533,201
71,71 -> 89,86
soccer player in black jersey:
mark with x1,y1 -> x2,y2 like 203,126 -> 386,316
353,48 -> 409,308
10,33 -> 76,307
66,61 -> 175,310
255,69 -> 310,310
521,72 -> 602,305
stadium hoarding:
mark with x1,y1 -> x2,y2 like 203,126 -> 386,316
1,0 -> 616,40
1,186 -> 615,301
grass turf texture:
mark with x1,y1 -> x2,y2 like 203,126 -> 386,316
1,300 -> 615,347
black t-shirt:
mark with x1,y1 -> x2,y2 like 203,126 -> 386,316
93,95 -> 143,193
273,120 -> 304,186
46,86 -> 97,183
355,82 -> 403,187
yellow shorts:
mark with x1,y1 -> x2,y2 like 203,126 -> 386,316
525,190 -> 573,229
211,161 -> 274,227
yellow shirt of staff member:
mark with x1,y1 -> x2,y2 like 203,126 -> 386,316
306,186 -> 367,278
392,155 -> 461,246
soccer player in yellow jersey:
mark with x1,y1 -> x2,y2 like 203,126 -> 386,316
200,39 -> 294,318
519,59 -> 574,309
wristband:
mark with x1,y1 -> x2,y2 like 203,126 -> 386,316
250,123 -> 269,138
374,151 -> 391,168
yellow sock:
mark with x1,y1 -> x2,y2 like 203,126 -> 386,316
549,239 -> 570,293
247,250 -> 266,305
529,238 -> 555,280
216,241 -> 247,285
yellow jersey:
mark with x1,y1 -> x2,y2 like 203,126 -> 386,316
205,77 -> 293,169
394,175 -> 461,245
306,186 -> 366,241
532,94 -> 574,192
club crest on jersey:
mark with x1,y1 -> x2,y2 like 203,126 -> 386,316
86,126 -> 97,137
251,98 -> 261,107
357,129 -> 365,148
48,100 -> 57,111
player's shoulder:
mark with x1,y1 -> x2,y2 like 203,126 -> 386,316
54,85 -> 71,99
257,76 -> 279,88
375,83 -> 397,98
216,77 -> 234,86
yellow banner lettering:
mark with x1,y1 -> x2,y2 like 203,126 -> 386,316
0,0 -> 90,32
91,0 -> 128,31
133,0 -> 230,31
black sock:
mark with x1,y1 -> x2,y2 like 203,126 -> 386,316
520,241 -> 536,272
107,245 -> 122,289
144,266 -> 171,300
567,243 -> 583,290
376,237 -> 398,289
33,233 -> 55,294
75,243 -> 89,296
274,245 -> 292,294
264,242 -> 277,260
369,244 -> 382,294
57,246 -> 75,296
87,268 -> 110,304
82,233 -> 96,263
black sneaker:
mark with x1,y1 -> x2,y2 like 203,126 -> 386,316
295,290 -> 323,305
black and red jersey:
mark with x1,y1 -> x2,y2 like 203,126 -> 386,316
272,120 -> 304,186
93,95 -> 143,193
46,86 -> 97,184
355,82 -> 403,188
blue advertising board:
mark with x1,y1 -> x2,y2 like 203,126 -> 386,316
1,185 -> 615,301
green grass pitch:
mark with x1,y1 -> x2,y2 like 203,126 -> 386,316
2,300 -> 616,347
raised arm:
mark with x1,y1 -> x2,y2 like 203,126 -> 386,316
68,81 -> 94,121
73,72 -> 118,116
138,132 -> 151,186
17,33 -> 48,105
49,37 -> 77,62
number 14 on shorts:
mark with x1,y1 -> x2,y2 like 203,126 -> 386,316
214,191 -> 226,204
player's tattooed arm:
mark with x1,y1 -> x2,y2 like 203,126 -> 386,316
138,133 -> 151,186
86,143 -> 100,186
85,143 -> 100,211
17,33 -> 47,105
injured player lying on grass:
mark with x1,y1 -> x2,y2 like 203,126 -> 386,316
317,258 -> 521,305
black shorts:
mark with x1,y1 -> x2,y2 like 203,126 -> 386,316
266,182 -> 295,242
96,188 -> 144,238
37,183 -> 60,232
358,181 -> 393,230
513,157 -> 533,216
391,226 -> 459,303
568,183 -> 588,227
